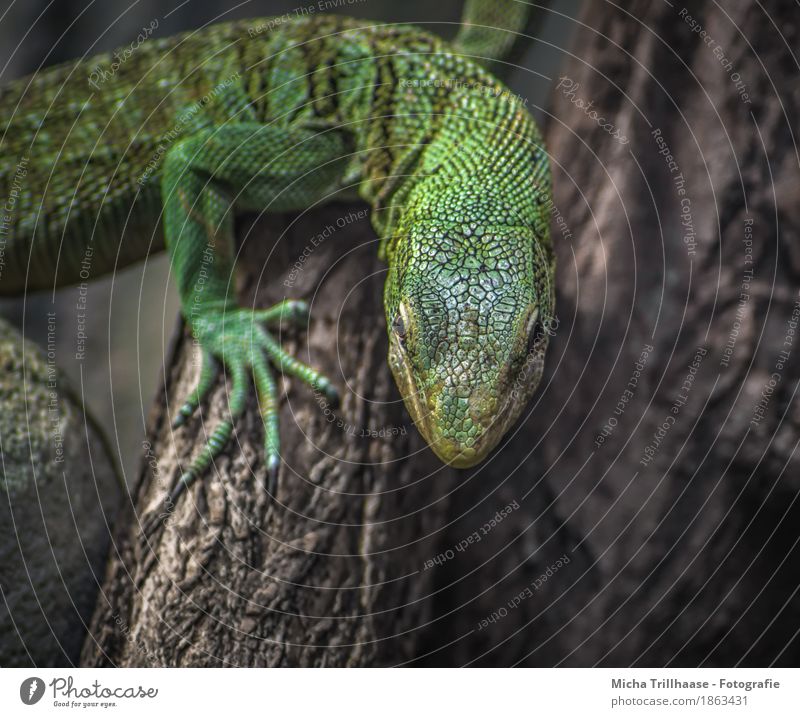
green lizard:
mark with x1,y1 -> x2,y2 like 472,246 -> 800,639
0,1 -> 554,503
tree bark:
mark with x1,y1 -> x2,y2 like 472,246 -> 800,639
83,0 -> 800,667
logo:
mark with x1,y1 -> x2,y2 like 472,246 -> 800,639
20,677 -> 45,705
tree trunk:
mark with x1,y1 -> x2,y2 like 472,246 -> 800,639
84,0 -> 800,667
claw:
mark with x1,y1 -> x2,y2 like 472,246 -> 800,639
281,299 -> 309,324
256,299 -> 309,327
266,454 -> 280,496
162,302 -> 337,512
257,329 -> 337,404
139,469 -> 193,542
172,402 -> 199,429
315,376 -> 340,409
140,509 -> 163,541
169,470 -> 195,506
171,350 -> 219,429
177,360 -> 246,494
252,356 -> 281,468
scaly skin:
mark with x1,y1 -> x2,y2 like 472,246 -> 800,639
453,0 -> 531,67
0,6 -> 553,498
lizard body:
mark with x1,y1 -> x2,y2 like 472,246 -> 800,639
0,6 -> 553,494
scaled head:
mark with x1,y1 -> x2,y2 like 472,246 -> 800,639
385,215 -> 553,467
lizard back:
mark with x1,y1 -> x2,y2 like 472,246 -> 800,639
0,14 -> 546,291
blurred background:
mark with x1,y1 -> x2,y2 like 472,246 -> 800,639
0,0 -> 578,483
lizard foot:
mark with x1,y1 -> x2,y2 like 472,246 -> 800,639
167,300 -> 337,506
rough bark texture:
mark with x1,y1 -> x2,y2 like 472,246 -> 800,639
83,0 -> 800,667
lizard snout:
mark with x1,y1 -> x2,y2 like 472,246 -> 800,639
422,384 -> 501,468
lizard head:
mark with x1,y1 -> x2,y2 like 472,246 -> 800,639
384,217 -> 554,468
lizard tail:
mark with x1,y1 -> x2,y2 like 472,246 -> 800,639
452,0 -> 547,79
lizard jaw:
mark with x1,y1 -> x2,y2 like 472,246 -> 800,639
426,433 -> 484,468
388,335 -> 501,468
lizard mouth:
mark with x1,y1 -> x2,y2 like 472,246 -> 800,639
388,336 -> 502,468
402,393 -> 494,468
414,394 -> 505,468
425,431 -> 486,468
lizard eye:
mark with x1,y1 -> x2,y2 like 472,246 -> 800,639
392,313 -> 407,341
526,309 -> 546,355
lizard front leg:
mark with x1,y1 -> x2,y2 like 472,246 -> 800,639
160,122 -> 348,505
